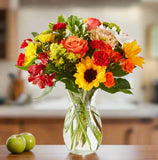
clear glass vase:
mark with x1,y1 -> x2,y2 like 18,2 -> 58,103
63,89 -> 102,155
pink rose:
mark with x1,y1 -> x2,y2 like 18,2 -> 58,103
86,18 -> 101,30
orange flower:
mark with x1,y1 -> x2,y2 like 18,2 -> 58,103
104,72 -> 115,88
62,36 -> 88,58
121,59 -> 135,73
110,51 -> 122,63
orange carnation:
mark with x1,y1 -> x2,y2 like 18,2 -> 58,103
111,51 -> 122,63
62,36 -> 88,58
104,72 -> 115,88
121,59 -> 135,73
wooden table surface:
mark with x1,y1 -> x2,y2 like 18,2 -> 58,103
0,145 -> 158,160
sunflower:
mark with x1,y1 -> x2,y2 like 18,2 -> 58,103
123,40 -> 145,68
74,56 -> 106,91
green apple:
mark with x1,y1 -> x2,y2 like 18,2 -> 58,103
6,135 -> 26,154
20,132 -> 36,151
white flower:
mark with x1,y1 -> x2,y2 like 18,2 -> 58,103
99,25 -> 133,45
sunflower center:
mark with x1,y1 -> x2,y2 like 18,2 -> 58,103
84,68 -> 97,83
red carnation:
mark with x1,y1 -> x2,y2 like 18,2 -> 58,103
93,50 -> 110,66
28,73 -> 56,89
28,64 -> 43,76
38,52 -> 49,67
20,38 -> 33,49
17,53 -> 25,66
86,18 -> 101,30
90,40 -> 106,50
53,22 -> 66,31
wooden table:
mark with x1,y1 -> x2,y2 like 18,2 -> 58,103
0,145 -> 158,160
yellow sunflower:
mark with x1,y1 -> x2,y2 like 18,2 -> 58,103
74,56 -> 106,91
123,40 -> 145,68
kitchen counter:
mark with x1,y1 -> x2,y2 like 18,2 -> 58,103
0,98 -> 158,118
0,145 -> 157,160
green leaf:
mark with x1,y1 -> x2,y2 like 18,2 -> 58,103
16,58 -> 36,71
60,78 -> 79,93
42,29 -> 52,34
114,78 -> 131,89
99,83 -> 132,94
66,15 -> 88,38
43,62 -> 59,74
114,43 -> 124,55
34,85 -> 54,99
110,64 -> 129,77
57,14 -> 65,23
48,22 -> 55,29
103,22 -> 121,33
65,29 -> 72,37
31,32 -> 39,38
36,46 -> 43,54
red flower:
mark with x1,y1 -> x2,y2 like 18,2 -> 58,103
38,52 -> 49,67
92,50 -> 110,66
57,39 -> 62,44
28,64 -> 43,76
86,18 -> 101,30
20,38 -> 33,49
121,59 -> 135,73
104,44 -> 113,57
62,36 -> 88,58
17,53 -> 25,66
90,40 -> 106,50
28,73 -> 56,89
104,72 -> 115,88
53,23 -> 66,31
111,51 -> 122,63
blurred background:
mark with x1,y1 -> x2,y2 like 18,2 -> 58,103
0,0 -> 158,145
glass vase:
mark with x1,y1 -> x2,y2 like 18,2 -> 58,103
63,89 -> 102,155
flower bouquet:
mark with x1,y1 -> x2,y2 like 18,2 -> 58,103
16,15 -> 144,155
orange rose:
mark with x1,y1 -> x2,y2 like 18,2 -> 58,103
121,59 -> 134,73
104,72 -> 115,88
62,36 -> 88,58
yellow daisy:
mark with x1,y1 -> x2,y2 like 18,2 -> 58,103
123,40 -> 145,68
24,42 -> 37,65
74,56 -> 106,91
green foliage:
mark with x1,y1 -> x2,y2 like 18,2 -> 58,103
42,29 -> 52,34
99,78 -> 132,94
60,78 -> 79,93
114,78 -> 131,89
36,46 -> 43,54
43,62 -> 59,74
103,22 -> 121,33
66,15 -> 89,38
114,43 -> 124,55
31,32 -> 39,38
48,22 -> 55,29
110,64 -> 129,77
16,58 -> 36,71
57,14 -> 65,23
34,85 -> 54,99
